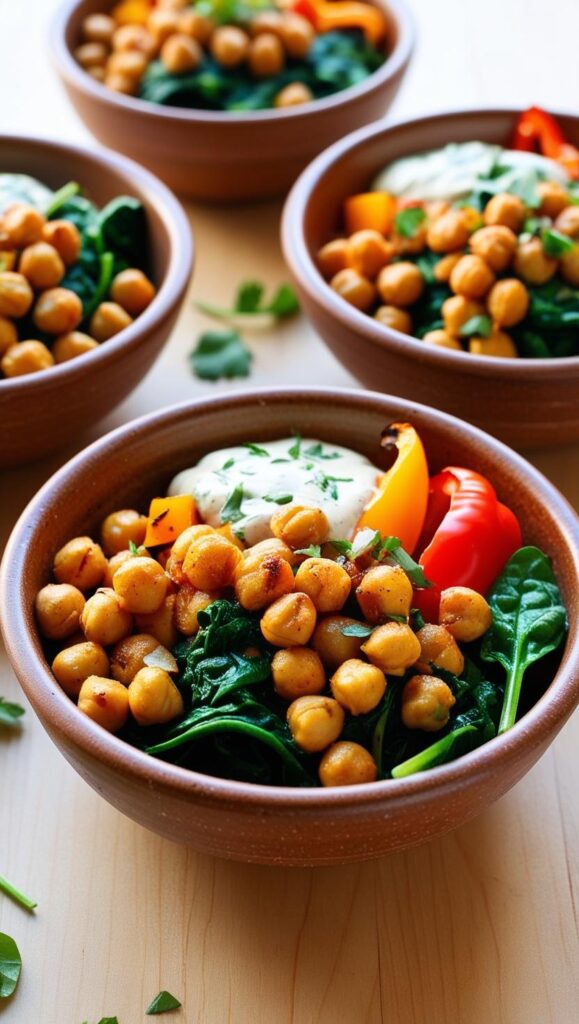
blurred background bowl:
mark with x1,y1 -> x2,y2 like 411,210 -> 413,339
51,0 -> 414,201
282,108 -> 579,449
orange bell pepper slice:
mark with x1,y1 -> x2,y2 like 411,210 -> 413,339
356,423 -> 429,555
293,0 -> 387,46
344,192 -> 396,235
144,495 -> 198,548
111,0 -> 152,26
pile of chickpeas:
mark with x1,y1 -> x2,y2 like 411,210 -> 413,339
0,200 -> 155,378
318,181 -> 579,358
36,496 -> 493,787
76,0 -> 317,109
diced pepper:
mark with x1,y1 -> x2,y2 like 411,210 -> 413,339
144,495 -> 198,548
344,192 -> 396,235
512,107 -> 579,181
356,422 -> 429,554
293,0 -> 387,45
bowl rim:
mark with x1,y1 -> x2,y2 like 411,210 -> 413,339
281,105 -> 579,376
2,386 -> 578,811
0,132 -> 193,396
50,0 -> 415,126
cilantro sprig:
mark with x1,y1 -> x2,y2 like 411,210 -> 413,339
196,280 -> 299,325
189,329 -> 252,381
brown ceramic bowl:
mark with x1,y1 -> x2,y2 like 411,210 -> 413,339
51,0 -> 414,202
0,134 -> 192,468
282,108 -> 579,449
2,389 -> 578,866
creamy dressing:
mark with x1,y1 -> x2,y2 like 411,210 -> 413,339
372,142 -> 569,203
169,438 -> 381,545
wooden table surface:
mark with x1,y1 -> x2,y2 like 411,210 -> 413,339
1,0 -> 578,1021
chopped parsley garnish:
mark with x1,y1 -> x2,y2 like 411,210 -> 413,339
243,442 -> 270,457
459,314 -> 493,339
303,442 -> 342,460
288,432 -> 301,459
222,457 -> 235,470
541,228 -> 575,258
263,493 -> 293,504
0,697 -> 25,728
220,484 -> 245,524
395,206 -> 426,238
294,544 -> 322,557
189,329 -> 252,381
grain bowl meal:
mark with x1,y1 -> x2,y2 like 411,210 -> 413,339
0,173 -> 155,378
317,107 -> 579,358
34,422 -> 567,788
74,0 -> 388,112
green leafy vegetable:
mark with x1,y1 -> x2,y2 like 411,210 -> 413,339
394,206 -> 426,238
294,545 -> 322,558
196,280 -> 299,323
0,874 -> 36,911
44,180 -> 81,217
0,933 -> 22,999
220,485 -> 245,524
243,442 -> 270,457
0,697 -> 25,727
341,623 -> 374,638
391,725 -> 479,778
263,493 -> 293,504
374,536 -> 432,588
481,547 -> 567,733
459,314 -> 493,338
541,228 -> 575,258
146,990 -> 182,1014
189,329 -> 252,381
288,432 -> 301,459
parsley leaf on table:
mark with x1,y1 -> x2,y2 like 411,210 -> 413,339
189,329 -> 252,381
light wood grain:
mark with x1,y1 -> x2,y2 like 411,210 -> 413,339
1,0 -> 578,1021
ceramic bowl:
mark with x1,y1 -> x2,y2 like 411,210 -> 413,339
2,388 -> 578,866
0,134 -> 192,468
282,108 -> 579,449
51,0 -> 414,202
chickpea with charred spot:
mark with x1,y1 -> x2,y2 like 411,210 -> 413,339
416,623 -> 464,676
260,592 -> 317,647
356,564 -> 413,623
53,536 -> 107,591
173,584 -> 217,635
438,586 -> 492,642
78,675 -> 130,732
110,633 -> 159,686
401,674 -> 455,732
183,532 -> 243,591
234,551 -> 295,611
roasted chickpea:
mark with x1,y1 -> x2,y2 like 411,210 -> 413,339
319,741 -> 377,787
270,505 -> 329,550
286,695 -> 344,752
330,268 -> 377,312
438,586 -> 492,642
104,72 -> 137,95
248,33 -> 284,77
52,331 -> 98,362
135,593 -> 178,649
0,316 -> 17,355
554,206 -> 579,240
260,592 -> 317,647
102,548 -> 141,588
374,305 -> 412,333
128,666 -> 184,726
469,225 -> 517,272
561,245 -> 579,287
80,588 -> 133,646
361,622 -> 421,676
355,564 -> 412,623
416,624 -> 464,676
161,32 -> 202,73
42,220 -> 82,266
449,253 -> 494,299
112,556 -> 168,614
279,12 -> 314,57
312,615 -> 365,670
52,641 -> 110,698
483,193 -> 525,233
401,674 -> 455,732
249,10 -> 284,35
441,295 -> 486,337
210,26 -> 250,67
33,287 -> 83,335
293,557 -> 351,613
537,180 -> 569,218
173,584 -> 217,635
0,272 -> 33,318
217,523 -> 245,550
109,268 -> 155,316
89,301 -> 133,341
349,230 -> 393,279
78,675 -> 130,732
75,41 -> 109,68
171,524 -> 214,564
330,658 -> 386,716
19,242 -> 65,290
317,239 -> 352,279
148,8 -> 180,45
274,82 -> 313,107
513,237 -> 558,285
178,9 -> 215,43
487,279 -> 529,328
53,536 -> 107,591
35,583 -> 85,640
426,209 -> 471,253
3,203 -> 45,247
82,12 -> 115,45
234,551 -> 295,611
469,331 -> 518,358
100,509 -> 147,556
422,329 -> 462,350
433,252 -> 461,282
110,633 -> 158,685
246,537 -> 296,566
183,532 -> 243,591
107,50 -> 148,81
377,261 -> 423,307
1,340 -> 54,377
272,647 -> 326,700
112,24 -> 156,57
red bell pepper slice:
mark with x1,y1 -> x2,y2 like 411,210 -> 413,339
413,467 -> 522,622
512,107 -> 579,181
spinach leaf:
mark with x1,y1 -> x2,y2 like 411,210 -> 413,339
294,544 -> 322,557
481,547 -> 567,733
99,196 -> 147,267
0,697 -> 25,727
189,329 -> 252,380
0,874 -> 36,911
0,933 -> 21,999
459,314 -> 492,338
390,724 -> 479,778
541,228 -> 574,258
394,207 -> 426,238
146,990 -> 182,1014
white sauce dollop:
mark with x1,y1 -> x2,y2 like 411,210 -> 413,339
169,438 -> 381,546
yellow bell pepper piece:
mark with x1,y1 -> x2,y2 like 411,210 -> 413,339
344,192 -> 396,235
356,423 -> 429,554
144,494 -> 198,548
